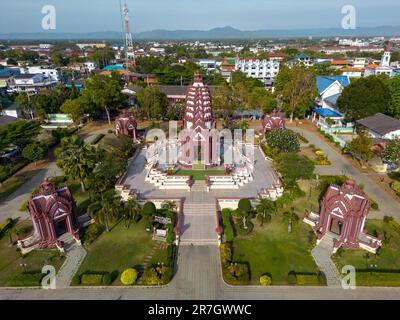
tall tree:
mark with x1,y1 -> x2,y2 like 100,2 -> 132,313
55,136 -> 98,192
60,97 -> 85,123
383,138 -> 400,166
386,76 -> 400,119
274,65 -> 316,121
123,198 -> 141,228
346,132 -> 373,166
337,76 -> 390,121
135,85 -> 168,120
82,73 -> 126,124
15,93 -> 35,119
88,190 -> 121,232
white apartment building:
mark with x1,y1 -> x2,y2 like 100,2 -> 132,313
21,66 -> 60,81
235,58 -> 280,86
7,74 -> 58,94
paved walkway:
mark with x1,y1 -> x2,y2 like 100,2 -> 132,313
55,234 -> 87,288
0,128 -> 109,222
311,235 -> 341,287
291,127 -> 400,221
2,245 -> 400,300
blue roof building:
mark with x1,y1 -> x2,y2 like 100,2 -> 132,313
316,76 -> 350,95
102,64 -> 125,71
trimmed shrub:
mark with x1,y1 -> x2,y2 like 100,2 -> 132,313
71,274 -> 81,286
296,274 -> 320,286
81,274 -> 104,286
102,273 -> 112,286
221,209 -> 234,242
287,271 -> 297,285
238,198 -> 252,213
260,275 -> 272,286
120,268 -> 138,285
166,228 -> 175,244
0,218 -> 13,237
220,243 -> 233,267
166,244 -> 176,267
224,263 -> 250,285
5,272 -> 42,287
142,201 -> 157,217
317,271 -> 327,286
82,223 -> 104,244
391,181 -> 400,194
236,221 -> 254,236
370,201 -> 379,210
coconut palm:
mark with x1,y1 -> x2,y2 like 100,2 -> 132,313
56,136 -> 98,192
123,198 -> 141,228
256,198 -> 276,225
161,200 -> 177,212
88,190 -> 121,232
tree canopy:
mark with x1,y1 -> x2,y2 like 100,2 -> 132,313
337,76 -> 391,121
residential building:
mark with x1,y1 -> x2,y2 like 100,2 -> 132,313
21,66 -> 60,82
235,58 -> 280,86
7,74 -> 58,94
357,113 -> 400,140
197,59 -> 218,72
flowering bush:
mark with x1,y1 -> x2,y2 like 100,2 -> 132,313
120,268 -> 138,285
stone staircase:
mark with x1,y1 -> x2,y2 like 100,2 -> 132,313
55,233 -> 87,288
191,180 -> 207,192
180,202 -> 218,245
311,234 -> 342,287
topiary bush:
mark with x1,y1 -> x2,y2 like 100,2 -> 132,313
221,209 -> 234,242
260,274 -> 272,286
287,271 -> 297,285
80,274 -> 104,286
238,198 -> 252,213
391,181 -> 400,194
236,220 -> 254,236
120,268 -> 138,285
142,201 -> 157,217
220,242 -> 233,267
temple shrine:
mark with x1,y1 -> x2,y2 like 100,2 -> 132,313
261,112 -> 285,134
179,73 -> 217,166
304,179 -> 381,253
115,111 -> 138,141
17,180 -> 81,253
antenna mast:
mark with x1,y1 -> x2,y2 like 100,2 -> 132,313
122,2 -> 135,68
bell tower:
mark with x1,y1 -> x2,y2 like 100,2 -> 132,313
380,42 -> 392,67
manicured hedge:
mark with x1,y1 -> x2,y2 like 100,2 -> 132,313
221,209 -> 234,242
356,272 -> 400,287
5,272 -> 42,287
81,274 -> 104,286
0,218 -> 13,238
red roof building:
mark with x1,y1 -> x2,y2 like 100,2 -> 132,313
115,111 -> 137,141
261,112 -> 285,134
19,180 -> 81,252
180,73 -> 217,166
304,180 -> 381,253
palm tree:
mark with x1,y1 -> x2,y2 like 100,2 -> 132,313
256,198 -> 276,226
56,136 -> 98,192
282,210 -> 299,233
88,190 -> 121,232
123,198 -> 141,228
161,200 -> 177,212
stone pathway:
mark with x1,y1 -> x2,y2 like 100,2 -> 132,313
311,235 -> 341,287
55,233 -> 87,288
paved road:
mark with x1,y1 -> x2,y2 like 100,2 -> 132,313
291,127 -> 400,221
0,128 -> 109,222
1,245 -> 400,300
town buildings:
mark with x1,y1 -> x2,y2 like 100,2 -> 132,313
357,113 -> 400,140
235,57 -> 280,87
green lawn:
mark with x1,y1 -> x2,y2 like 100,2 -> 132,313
232,216 -> 318,285
332,219 -> 400,286
77,220 -> 168,285
175,170 -> 225,180
0,233 -> 64,287
0,176 -> 25,201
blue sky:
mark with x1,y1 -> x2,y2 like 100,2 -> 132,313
0,0 -> 399,33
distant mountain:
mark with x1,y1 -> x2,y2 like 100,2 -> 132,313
1,26 -> 400,41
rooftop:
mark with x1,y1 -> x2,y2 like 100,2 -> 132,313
357,113 -> 400,136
